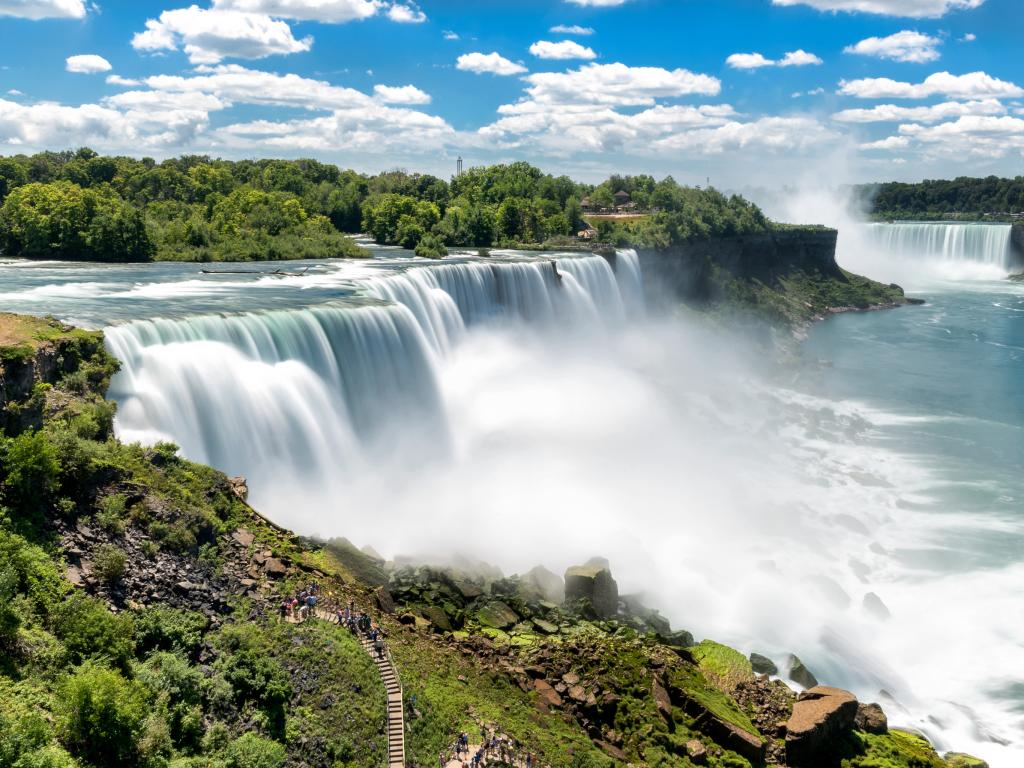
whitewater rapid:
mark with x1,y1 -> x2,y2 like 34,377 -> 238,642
0,241 -> 1017,766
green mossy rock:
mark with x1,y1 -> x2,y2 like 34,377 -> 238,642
691,640 -> 755,691
944,753 -> 990,768
477,600 -> 519,630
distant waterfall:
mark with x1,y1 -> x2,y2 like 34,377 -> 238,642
864,223 -> 1013,270
106,251 -> 644,493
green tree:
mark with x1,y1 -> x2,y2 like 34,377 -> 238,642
58,663 -> 150,768
223,733 -> 285,768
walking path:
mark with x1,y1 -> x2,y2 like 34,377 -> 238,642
287,605 -> 405,767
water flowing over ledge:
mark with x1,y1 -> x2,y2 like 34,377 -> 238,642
864,222 -> 1014,272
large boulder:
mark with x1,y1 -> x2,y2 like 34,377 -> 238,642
785,686 -> 859,766
564,559 -> 618,618
854,702 -> 888,734
477,600 -> 519,630
787,654 -> 819,689
945,753 -> 990,768
750,653 -> 778,676
519,565 -> 564,604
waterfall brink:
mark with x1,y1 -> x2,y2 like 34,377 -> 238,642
864,223 -> 1013,271
106,251 -> 644,507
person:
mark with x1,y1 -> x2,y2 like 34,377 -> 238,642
374,635 -> 385,658
278,600 -> 288,622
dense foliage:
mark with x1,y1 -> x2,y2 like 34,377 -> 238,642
0,149 -> 779,260
860,175 -> 1024,220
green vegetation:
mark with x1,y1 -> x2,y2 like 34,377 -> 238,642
860,175 -> 1024,220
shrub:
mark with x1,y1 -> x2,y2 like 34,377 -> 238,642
223,733 -> 285,768
51,594 -> 135,670
0,700 -> 51,767
57,663 -> 150,768
133,608 -> 206,658
1,431 -> 60,522
13,744 -> 81,768
94,495 -> 127,535
414,233 -> 448,259
92,544 -> 127,585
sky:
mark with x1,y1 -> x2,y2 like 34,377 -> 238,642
0,0 -> 1022,187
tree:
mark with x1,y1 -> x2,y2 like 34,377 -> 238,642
414,233 -> 447,259
58,663 -> 150,768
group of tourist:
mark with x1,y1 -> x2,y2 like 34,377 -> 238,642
437,727 -> 544,768
278,581 -> 321,622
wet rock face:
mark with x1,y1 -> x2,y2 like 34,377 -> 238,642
785,686 -> 859,767
563,561 -> 618,619
787,654 -> 819,689
750,653 -> 778,675
855,702 -> 888,734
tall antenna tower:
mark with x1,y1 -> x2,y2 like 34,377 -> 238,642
457,156 -> 464,177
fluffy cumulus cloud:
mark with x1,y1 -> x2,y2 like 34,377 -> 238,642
565,0 -> 629,6
833,98 -> 1006,123
210,0 -> 379,21
373,84 -> 431,104
65,54 -> 112,74
860,135 -> 911,150
456,52 -> 527,76
897,115 -> 1024,155
653,116 -> 836,154
726,50 -> 822,69
844,30 -> 942,63
529,40 -> 597,60
0,63 -> 454,159
521,62 -> 720,107
0,0 -> 85,19
770,0 -> 985,18
386,3 -> 425,23
132,6 -> 314,65
550,24 -> 594,35
839,71 -> 1024,99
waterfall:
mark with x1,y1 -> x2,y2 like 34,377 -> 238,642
864,223 -> 1013,269
106,251 -> 644,504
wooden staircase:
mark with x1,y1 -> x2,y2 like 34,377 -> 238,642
301,608 -> 406,767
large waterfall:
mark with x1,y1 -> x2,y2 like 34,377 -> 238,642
863,222 -> 1013,270
107,251 -> 643,484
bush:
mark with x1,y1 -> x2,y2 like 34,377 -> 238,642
414,233 -> 448,259
0,700 -> 52,767
223,733 -> 285,768
13,744 -> 81,768
92,544 -> 127,585
95,495 -> 127,535
134,608 -> 206,658
57,663 -> 150,768
51,594 -> 135,671
1,431 -> 60,519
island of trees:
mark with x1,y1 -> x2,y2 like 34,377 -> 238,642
0,149 -> 771,263
858,175 -> 1024,221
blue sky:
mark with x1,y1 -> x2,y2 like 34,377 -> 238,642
0,0 -> 1022,186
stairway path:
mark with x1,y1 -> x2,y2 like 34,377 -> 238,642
288,608 -> 406,767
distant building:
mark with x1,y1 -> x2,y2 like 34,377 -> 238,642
580,197 -> 595,212
613,190 -> 631,208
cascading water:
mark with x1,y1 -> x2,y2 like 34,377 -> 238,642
854,222 -> 1014,282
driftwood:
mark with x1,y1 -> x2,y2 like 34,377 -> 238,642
200,266 -> 311,277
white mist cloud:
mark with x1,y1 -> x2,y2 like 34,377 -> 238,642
0,0 -> 85,19
550,24 -> 594,35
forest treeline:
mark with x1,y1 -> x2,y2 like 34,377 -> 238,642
0,149 -> 773,262
859,176 -> 1024,220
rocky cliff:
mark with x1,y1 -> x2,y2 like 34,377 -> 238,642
1011,222 -> 1024,272
633,227 -> 913,331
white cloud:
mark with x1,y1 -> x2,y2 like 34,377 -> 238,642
844,30 -> 941,63
961,32 -> 976,41
443,30 -> 459,40
210,0 -> 379,22
859,135 -> 910,149
106,74 -> 142,86
6,89 -> 23,96
654,116 -> 836,154
839,71 -> 1024,100
792,86 -> 826,97
565,0 -> 629,6
833,98 -> 1006,123
770,0 -> 985,18
386,3 -> 425,23
132,7 -> 313,65
456,52 -> 527,76
373,84 -> 430,104
521,62 -> 720,106
780,49 -> 823,66
0,0 -> 85,19
529,40 -> 597,61
899,115 -> 1024,157
550,24 -> 594,35
727,50 -> 821,69
727,53 -> 775,70
65,54 -> 112,73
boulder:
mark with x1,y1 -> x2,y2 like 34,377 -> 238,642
477,600 -> 519,630
663,629 -> 695,648
533,679 -> 563,709
750,653 -> 778,676
564,561 -> 618,619
651,677 -> 672,721
419,605 -> 452,632
685,740 -> 708,765
787,654 -> 819,689
231,528 -> 255,548
944,753 -> 989,768
854,702 -> 888,734
531,618 -> 558,635
374,586 -> 395,614
228,476 -> 249,502
520,565 -> 564,603
264,558 -> 288,578
785,686 -> 859,767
